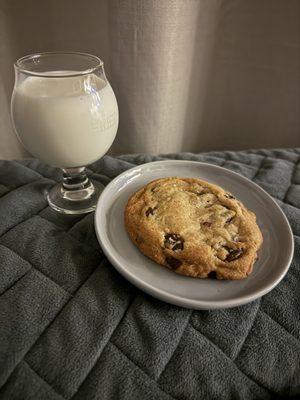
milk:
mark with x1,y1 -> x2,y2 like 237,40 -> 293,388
11,73 -> 118,167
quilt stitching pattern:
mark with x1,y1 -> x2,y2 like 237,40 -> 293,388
155,311 -> 193,381
1,148 -> 299,400
0,259 -> 104,391
0,242 -> 73,296
69,294 -> 137,399
110,342 -> 178,400
23,361 -> 67,400
232,300 -> 262,362
188,324 -> 273,395
0,204 -> 49,237
283,154 -> 300,202
35,214 -> 103,255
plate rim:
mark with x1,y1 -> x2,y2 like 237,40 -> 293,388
94,159 -> 294,309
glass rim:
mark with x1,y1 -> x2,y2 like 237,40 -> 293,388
14,51 -> 104,78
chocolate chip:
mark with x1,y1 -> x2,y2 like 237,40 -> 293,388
202,222 -> 212,227
166,256 -> 182,269
226,216 -> 234,224
221,206 -> 235,223
225,248 -> 244,262
172,243 -> 184,251
164,233 -> 184,251
145,207 -> 156,217
208,271 -> 217,279
225,193 -> 235,199
135,236 -> 143,245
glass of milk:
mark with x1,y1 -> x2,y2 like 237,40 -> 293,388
11,52 -> 119,214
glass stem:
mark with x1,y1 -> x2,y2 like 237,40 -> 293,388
61,167 -> 95,201
62,167 -> 89,190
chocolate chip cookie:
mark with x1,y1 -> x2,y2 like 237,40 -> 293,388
125,177 -> 263,280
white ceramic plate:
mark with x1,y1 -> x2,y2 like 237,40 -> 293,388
94,160 -> 294,309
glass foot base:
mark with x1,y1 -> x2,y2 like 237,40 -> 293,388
47,179 -> 104,215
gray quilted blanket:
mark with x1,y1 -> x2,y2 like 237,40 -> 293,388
0,148 -> 299,400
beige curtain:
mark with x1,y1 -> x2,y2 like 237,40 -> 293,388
0,0 -> 299,159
